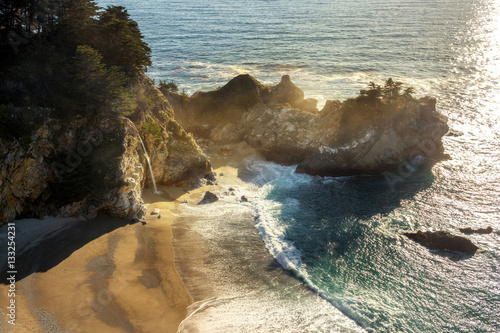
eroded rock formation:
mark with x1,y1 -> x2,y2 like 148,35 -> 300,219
164,74 -> 449,177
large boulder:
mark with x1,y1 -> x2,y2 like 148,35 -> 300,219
198,191 -> 219,204
403,230 -> 479,254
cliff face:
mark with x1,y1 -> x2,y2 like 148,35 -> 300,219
165,74 -> 449,177
0,75 -> 212,225
0,115 -> 146,224
132,74 -> 213,187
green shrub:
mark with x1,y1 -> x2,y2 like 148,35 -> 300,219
143,118 -> 163,140
158,80 -> 179,93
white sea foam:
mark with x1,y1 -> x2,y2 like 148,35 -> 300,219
239,158 -> 370,330
175,157 -> 365,332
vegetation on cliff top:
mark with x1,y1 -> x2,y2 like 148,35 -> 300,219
0,0 -> 151,126
341,78 -> 417,127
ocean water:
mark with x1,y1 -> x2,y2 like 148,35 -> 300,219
97,0 -> 500,332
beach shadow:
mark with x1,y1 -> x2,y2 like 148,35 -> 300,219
0,214 -> 140,284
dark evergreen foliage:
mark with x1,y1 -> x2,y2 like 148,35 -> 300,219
341,79 -> 417,127
0,0 -> 151,120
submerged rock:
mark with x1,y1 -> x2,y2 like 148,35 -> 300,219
403,230 -> 478,254
446,129 -> 464,137
241,195 -> 248,202
459,226 -> 493,234
198,191 -> 219,204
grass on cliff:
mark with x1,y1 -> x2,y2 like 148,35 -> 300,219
143,117 -> 163,140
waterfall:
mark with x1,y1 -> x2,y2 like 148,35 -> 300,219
137,134 -> 161,195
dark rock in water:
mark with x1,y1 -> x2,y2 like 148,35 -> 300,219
403,230 -> 478,254
241,195 -> 248,202
199,191 -> 219,204
228,187 -> 235,192
157,214 -> 162,219
206,180 -> 216,185
446,129 -> 464,137
219,172 -> 225,176
459,226 -> 493,234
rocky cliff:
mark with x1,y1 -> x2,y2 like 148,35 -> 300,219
164,74 -> 449,176
0,75 -> 212,225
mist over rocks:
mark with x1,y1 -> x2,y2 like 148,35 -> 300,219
164,74 -> 449,177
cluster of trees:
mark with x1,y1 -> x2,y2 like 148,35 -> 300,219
347,78 -> 415,110
158,80 -> 179,93
340,79 -> 417,127
0,0 -> 151,118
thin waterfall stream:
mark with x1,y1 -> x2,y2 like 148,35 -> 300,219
137,133 -> 161,195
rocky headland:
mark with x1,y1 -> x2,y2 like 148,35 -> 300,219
164,74 -> 449,177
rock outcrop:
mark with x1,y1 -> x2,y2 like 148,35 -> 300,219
0,75 -> 213,225
164,74 -> 449,177
459,226 -> 493,234
198,191 -> 219,204
403,230 -> 479,254
0,115 -> 147,224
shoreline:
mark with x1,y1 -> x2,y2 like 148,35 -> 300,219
171,143 -> 365,332
0,141 -> 364,332
0,142 -> 258,333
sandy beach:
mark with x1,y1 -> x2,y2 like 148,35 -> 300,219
0,188 -> 203,332
0,142 -> 255,333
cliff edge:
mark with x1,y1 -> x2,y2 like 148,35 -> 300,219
0,75 -> 212,225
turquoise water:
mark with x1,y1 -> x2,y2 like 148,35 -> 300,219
98,0 -> 500,332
